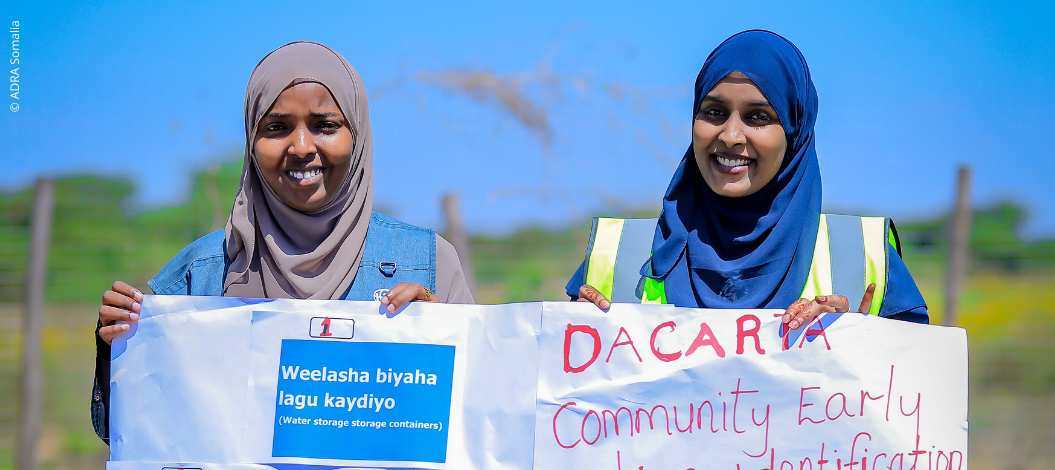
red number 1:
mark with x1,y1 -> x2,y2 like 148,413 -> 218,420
320,317 -> 333,337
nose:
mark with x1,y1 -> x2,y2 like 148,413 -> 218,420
718,113 -> 747,148
287,123 -> 317,158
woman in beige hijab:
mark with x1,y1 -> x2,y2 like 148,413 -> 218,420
90,41 -> 473,443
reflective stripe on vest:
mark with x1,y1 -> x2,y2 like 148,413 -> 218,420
583,214 -> 893,314
584,217 -> 657,303
802,215 -> 889,316
861,217 -> 888,316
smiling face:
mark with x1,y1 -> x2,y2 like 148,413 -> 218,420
254,81 -> 354,212
693,72 -> 787,198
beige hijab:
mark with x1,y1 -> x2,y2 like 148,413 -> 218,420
223,41 -> 373,299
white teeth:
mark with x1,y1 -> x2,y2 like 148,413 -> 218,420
287,169 -> 323,180
716,155 -> 750,167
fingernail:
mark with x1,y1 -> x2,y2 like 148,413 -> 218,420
132,301 -> 141,311
816,296 -> 827,302
129,313 -> 139,321
121,324 -> 129,331
387,305 -> 396,313
134,289 -> 143,300
782,314 -> 790,322
789,320 -> 800,329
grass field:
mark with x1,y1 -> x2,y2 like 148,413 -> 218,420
0,268 -> 1051,469
924,273 -> 1055,469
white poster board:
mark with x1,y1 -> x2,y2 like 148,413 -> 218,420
536,302 -> 968,470
107,296 -> 967,470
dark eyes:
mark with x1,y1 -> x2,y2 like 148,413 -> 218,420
697,106 -> 776,125
261,121 -> 342,133
263,122 -> 287,132
744,111 -> 774,124
699,107 -> 726,120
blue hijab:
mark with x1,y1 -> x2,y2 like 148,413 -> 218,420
647,30 -> 821,309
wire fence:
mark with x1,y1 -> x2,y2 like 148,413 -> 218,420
1,176 -> 1053,469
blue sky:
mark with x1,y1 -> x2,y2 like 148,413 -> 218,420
2,1 -> 1054,236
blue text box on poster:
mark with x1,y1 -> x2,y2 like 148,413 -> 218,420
272,340 -> 455,463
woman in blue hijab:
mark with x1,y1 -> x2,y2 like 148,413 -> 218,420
567,30 -> 927,329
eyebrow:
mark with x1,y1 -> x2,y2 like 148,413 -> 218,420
701,94 -> 773,108
262,111 -> 342,122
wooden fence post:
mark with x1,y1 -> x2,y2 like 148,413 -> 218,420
944,166 -> 972,326
442,192 -> 477,295
17,178 -> 53,470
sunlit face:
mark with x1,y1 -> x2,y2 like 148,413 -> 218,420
254,82 -> 354,212
692,72 -> 787,198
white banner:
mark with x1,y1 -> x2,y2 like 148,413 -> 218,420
107,296 -> 967,470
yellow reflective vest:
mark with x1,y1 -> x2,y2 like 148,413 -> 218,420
581,215 -> 901,315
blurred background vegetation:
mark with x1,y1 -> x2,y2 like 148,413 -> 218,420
1,161 -> 1053,468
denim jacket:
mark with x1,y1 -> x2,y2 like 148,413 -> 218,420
92,212 -> 436,443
